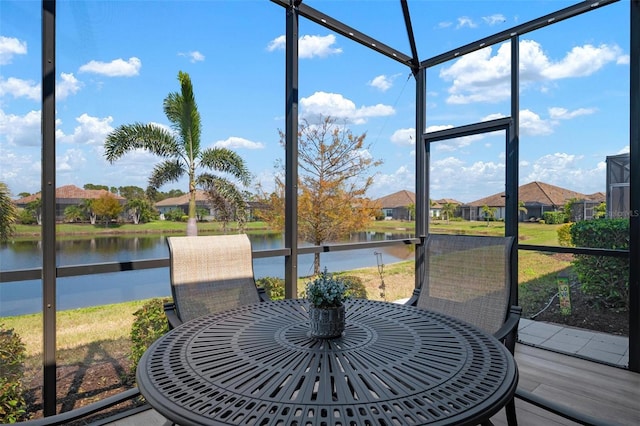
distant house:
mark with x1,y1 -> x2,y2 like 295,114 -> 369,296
430,198 -> 463,219
13,184 -> 125,222
154,191 -> 212,218
155,191 -> 262,221
374,190 -> 415,220
460,181 -> 605,222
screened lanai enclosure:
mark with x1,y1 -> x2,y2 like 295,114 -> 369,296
1,0 -> 639,423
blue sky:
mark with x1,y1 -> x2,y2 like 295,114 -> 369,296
0,0 -> 631,203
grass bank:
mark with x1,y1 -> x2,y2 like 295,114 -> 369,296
13,220 -> 273,239
14,219 -> 564,246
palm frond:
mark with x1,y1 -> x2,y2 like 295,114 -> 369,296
163,71 -> 201,160
198,173 -> 248,219
104,123 -> 181,163
199,147 -> 251,186
149,160 -> 186,189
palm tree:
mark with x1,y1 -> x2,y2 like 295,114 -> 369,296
518,200 -> 528,221
104,71 -> 250,235
441,202 -> 456,224
0,182 -> 17,243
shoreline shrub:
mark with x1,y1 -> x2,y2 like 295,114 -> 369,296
130,298 -> 170,376
0,324 -> 27,423
570,219 -> 629,309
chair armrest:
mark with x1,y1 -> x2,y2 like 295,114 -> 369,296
257,287 -> 271,302
404,288 -> 422,306
494,305 -> 521,353
163,302 -> 182,330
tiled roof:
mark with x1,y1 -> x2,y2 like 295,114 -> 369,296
13,185 -> 124,204
465,181 -> 604,207
154,190 -> 209,207
374,190 -> 416,208
432,198 -> 463,208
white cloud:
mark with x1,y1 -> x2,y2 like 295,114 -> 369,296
370,165 -> 414,198
57,73 -> 82,100
178,51 -> 205,63
0,36 -> 27,65
267,34 -> 342,58
519,109 -> 554,136
437,21 -> 453,29
456,17 -> 477,29
369,74 -> 396,92
542,44 -> 623,79
0,109 -> 40,146
0,77 -> 39,101
57,148 -> 86,172
548,106 -> 596,120
617,146 -> 630,154
214,136 -> 265,150
390,128 -> 415,146
300,91 -> 394,125
58,114 -> 114,145
0,72 -> 82,102
0,147 -> 39,194
429,156 -> 505,201
482,14 -> 506,25
617,54 -> 630,65
100,147 -> 160,187
521,152 -> 605,194
79,57 -> 141,77
440,40 -> 626,104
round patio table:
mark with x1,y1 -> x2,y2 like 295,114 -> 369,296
137,298 -> 518,426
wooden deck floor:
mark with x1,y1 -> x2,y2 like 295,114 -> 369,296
490,343 -> 640,426
108,343 -> 640,426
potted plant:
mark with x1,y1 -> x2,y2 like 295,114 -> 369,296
305,269 -> 349,338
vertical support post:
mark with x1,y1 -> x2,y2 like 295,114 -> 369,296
42,0 -> 57,416
506,35 -> 520,306
415,68 -> 427,290
629,0 -> 639,372
284,2 -> 299,299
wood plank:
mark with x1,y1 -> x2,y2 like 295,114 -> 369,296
496,344 -> 640,426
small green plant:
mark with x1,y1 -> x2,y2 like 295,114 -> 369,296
0,323 -> 27,423
557,223 -> 573,247
542,211 -> 566,224
163,208 -> 186,222
339,275 -> 367,299
256,277 -> 285,300
130,298 -> 170,375
305,269 -> 349,308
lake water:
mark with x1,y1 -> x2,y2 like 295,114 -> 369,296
0,232 -> 415,316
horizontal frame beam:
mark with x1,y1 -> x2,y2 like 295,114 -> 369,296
270,0 -> 414,67
422,0 -> 619,68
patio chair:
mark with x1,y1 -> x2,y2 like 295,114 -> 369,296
164,234 -> 269,329
406,234 -> 521,426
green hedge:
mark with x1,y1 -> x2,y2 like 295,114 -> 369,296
542,211 -> 566,224
130,298 -> 170,375
256,277 -> 285,300
0,324 -> 27,423
570,219 -> 629,309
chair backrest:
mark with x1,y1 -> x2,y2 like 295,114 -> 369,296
166,234 -> 260,323
416,234 -> 515,335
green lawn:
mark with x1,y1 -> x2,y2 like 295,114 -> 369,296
13,220 -> 274,238
14,218 -> 564,247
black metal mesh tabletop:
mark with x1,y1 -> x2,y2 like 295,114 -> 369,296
137,299 -> 518,426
